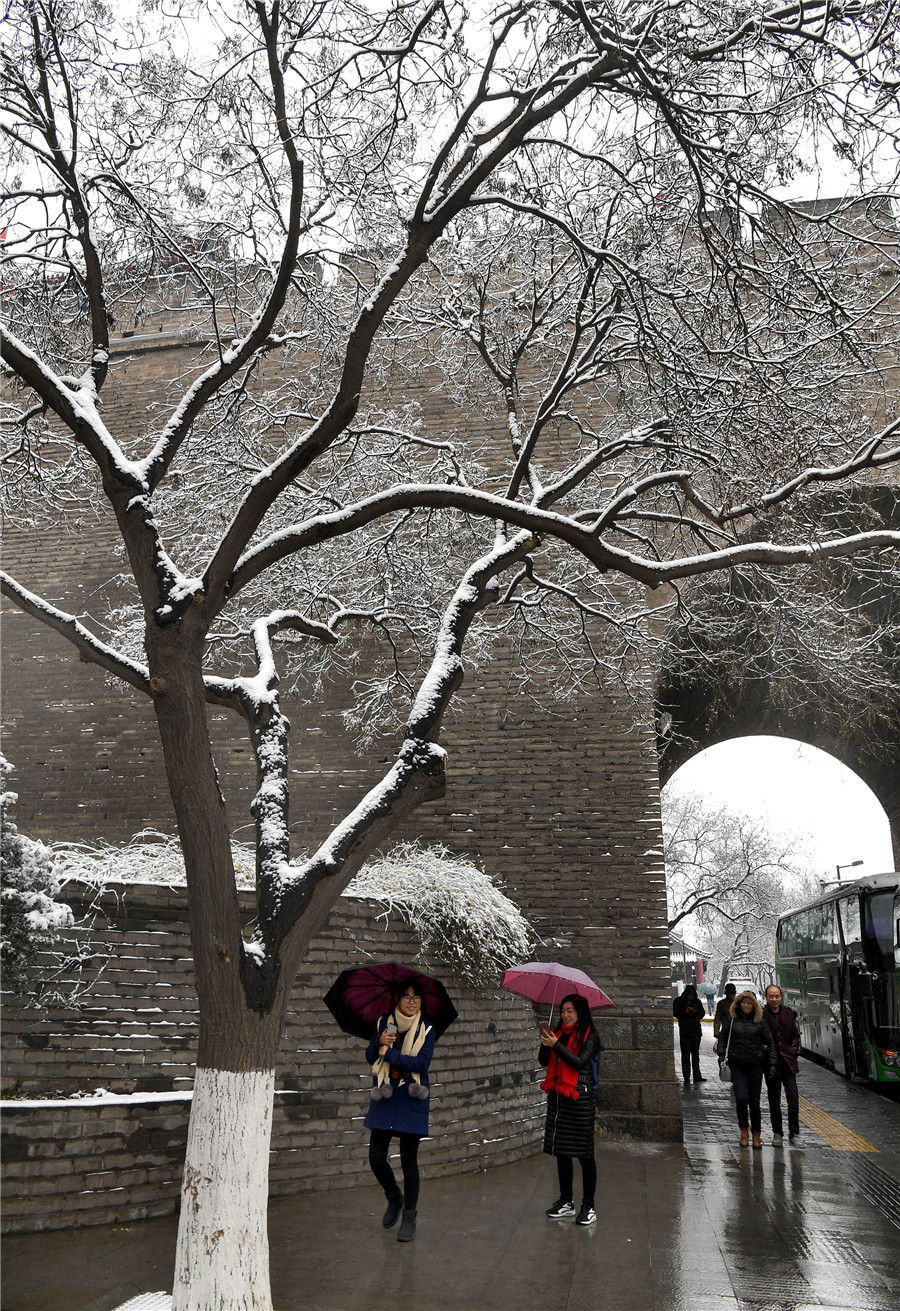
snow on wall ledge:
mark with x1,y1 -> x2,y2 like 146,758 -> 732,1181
0,884 -> 545,1234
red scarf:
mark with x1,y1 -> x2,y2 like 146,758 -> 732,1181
540,1023 -> 584,1100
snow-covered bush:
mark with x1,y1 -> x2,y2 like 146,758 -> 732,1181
346,842 -> 534,989
1,758 -> 74,994
49,832 -> 533,990
51,830 -> 257,889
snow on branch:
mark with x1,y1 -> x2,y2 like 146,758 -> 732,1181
0,571 -> 151,696
602,528 -> 900,587
0,327 -> 145,491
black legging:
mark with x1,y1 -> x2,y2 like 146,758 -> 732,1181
368,1129 -> 421,1209
557,1154 -> 596,1208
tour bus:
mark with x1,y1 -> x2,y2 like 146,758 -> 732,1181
775,873 -> 900,1085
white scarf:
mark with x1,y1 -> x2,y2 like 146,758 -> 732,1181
371,1008 -> 429,1090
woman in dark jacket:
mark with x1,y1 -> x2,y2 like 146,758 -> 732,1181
364,983 -> 436,1242
539,993 -> 602,1226
716,990 -> 776,1149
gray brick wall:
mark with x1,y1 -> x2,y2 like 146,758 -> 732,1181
1,328 -> 680,1153
1,882 -> 550,1232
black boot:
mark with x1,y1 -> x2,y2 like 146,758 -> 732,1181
397,1208 -> 417,1242
382,1190 -> 403,1228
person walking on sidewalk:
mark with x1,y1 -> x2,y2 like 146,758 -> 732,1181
717,990 -> 776,1148
698,981 -> 717,1017
364,984 -> 436,1242
762,984 -> 804,1148
713,984 -> 737,1040
539,994 -> 602,1227
673,984 -> 706,1083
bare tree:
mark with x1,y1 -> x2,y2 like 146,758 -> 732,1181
662,790 -> 817,990
3,1 -> 900,1306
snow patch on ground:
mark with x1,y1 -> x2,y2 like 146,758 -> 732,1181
112,1295 -> 172,1311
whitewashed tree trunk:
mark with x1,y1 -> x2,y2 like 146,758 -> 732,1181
172,1068 -> 276,1311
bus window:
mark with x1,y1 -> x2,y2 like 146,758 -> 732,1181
822,902 -> 839,952
797,910 -> 810,956
864,893 -> 894,968
839,897 -> 861,947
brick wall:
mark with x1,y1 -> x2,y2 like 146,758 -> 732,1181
1,327 -> 680,1146
1,882 -> 547,1233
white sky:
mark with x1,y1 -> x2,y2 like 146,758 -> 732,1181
663,735 -> 895,884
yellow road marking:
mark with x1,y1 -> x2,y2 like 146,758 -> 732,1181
795,1093 -> 879,1151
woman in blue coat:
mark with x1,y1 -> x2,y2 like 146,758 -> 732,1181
364,983 -> 436,1243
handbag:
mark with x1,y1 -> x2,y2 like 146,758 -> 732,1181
719,1018 -> 733,1083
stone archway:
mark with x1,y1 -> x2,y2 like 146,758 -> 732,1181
657,697 -> 899,866
655,488 -> 900,867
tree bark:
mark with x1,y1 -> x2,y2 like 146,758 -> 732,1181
148,631 -> 291,1308
172,1067 -> 277,1311
149,627 -> 260,1065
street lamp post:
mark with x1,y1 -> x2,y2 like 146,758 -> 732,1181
836,860 -> 864,882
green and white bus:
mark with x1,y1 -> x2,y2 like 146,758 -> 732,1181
775,873 -> 900,1085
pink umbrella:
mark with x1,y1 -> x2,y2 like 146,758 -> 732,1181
500,961 -> 615,1021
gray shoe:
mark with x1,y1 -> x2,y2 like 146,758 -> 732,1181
397,1208 -> 417,1242
772,1133 -> 783,1147
789,1135 -> 805,1148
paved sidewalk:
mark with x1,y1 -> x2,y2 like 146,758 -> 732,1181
3,1027 -> 899,1311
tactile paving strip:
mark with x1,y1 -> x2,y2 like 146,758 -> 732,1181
797,1093 -> 879,1151
841,1157 -> 900,1231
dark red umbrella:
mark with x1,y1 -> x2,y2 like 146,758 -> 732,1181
323,962 -> 458,1040
500,962 -> 615,1018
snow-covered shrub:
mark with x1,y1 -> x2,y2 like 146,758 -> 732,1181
51,830 -> 257,889
49,832 -> 534,991
346,841 -> 534,989
1,758 -> 74,994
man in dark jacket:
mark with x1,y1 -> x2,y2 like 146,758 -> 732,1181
713,984 -> 737,1040
673,984 -> 706,1083
762,984 -> 803,1147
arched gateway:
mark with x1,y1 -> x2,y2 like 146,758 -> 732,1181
656,520 -> 900,870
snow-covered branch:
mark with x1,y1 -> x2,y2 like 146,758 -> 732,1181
0,570 -> 151,696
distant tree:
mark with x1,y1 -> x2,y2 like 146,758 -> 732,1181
3,2 -> 900,1306
662,789 -> 817,990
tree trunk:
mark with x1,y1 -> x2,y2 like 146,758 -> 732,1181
146,625 -> 444,1305
148,631 -> 286,1308
172,1066 -> 277,1311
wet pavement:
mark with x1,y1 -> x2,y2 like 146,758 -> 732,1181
2,1026 -> 899,1311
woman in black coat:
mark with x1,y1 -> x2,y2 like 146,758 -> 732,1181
538,993 -> 601,1226
716,990 -> 776,1149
